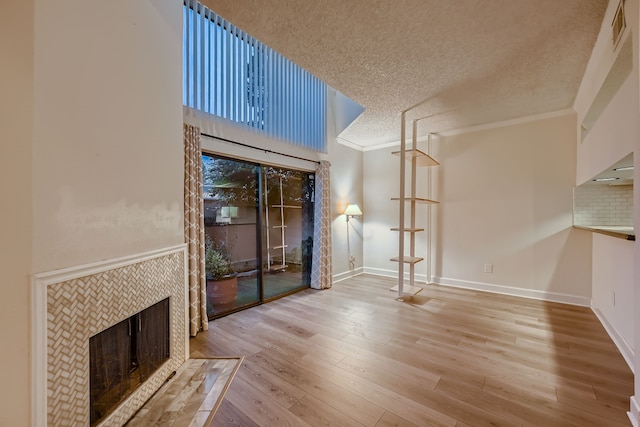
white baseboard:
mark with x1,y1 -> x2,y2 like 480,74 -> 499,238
629,395 -> 640,427
333,267 -> 364,283
363,266 -> 429,283
591,303 -> 635,374
432,276 -> 592,307
362,270 -> 591,306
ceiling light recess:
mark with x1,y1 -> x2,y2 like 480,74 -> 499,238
592,177 -> 620,182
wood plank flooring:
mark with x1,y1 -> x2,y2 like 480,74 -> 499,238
190,274 -> 633,427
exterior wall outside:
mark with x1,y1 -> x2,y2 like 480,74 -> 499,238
574,185 -> 633,226
0,1 -> 34,425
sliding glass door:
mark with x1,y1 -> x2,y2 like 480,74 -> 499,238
262,167 -> 314,299
203,155 -> 261,317
203,154 -> 314,318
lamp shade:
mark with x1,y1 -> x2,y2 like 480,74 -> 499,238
344,204 -> 362,216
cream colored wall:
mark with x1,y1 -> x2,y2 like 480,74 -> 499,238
591,233 -> 634,367
323,89 -> 364,280
576,73 -> 637,185
362,146 -> 432,280
573,0 -> 639,389
32,0 -> 185,273
362,148 -> 394,277
362,116 -> 592,304
432,115 -> 592,303
12,1 -> 184,423
329,138 -> 364,279
574,0 -> 629,125
633,0 -> 640,414
189,107 -> 322,171
0,2 -> 34,425
608,0 -> 640,415
574,0 -> 637,189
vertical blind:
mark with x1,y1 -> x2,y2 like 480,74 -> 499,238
183,0 -> 327,152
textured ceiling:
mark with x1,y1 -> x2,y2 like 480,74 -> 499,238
201,0 -> 608,148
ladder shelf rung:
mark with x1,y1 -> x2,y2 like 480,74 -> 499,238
271,205 -> 302,209
389,284 -> 424,296
391,148 -> 439,167
391,227 -> 424,232
272,245 -> 288,249
391,197 -> 439,204
390,256 -> 424,264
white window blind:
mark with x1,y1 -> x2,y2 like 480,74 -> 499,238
183,1 -> 327,152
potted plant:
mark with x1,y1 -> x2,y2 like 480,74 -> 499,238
205,238 -> 238,306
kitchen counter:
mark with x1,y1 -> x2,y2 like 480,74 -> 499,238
573,225 -> 635,241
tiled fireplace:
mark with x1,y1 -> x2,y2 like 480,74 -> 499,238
32,245 -> 188,426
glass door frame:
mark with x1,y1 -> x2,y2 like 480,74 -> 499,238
203,152 -> 315,320
261,165 -> 315,302
203,153 -> 262,319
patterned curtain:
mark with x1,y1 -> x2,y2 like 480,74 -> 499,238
311,160 -> 332,289
184,124 -> 208,336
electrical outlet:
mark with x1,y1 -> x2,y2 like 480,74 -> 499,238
484,263 -> 493,273
612,291 -> 616,306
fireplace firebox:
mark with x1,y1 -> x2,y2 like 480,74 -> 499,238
89,298 -> 170,425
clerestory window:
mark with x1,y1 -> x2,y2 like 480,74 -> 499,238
183,1 -> 327,152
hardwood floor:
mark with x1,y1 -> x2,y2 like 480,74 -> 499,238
189,274 -> 633,427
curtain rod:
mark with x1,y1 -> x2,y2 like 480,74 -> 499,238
200,132 -> 321,165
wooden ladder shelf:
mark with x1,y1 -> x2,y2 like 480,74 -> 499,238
391,114 -> 440,298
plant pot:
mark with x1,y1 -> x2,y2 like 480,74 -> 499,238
207,274 -> 238,306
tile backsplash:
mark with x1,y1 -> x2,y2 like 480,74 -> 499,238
573,184 -> 633,226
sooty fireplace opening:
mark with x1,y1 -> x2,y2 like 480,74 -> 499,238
89,298 -> 170,426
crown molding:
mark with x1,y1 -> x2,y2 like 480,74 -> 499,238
435,108 -> 575,137
353,108 -> 576,152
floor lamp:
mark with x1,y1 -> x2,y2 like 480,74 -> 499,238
344,204 -> 362,269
